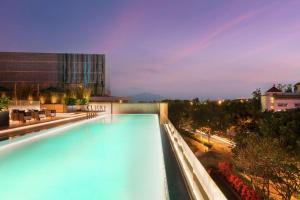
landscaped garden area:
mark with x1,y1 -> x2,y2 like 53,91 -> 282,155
164,89 -> 300,200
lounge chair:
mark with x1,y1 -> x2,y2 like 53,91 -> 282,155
38,111 -> 46,120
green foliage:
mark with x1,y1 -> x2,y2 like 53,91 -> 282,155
233,135 -> 300,199
0,96 -> 10,111
277,83 -> 294,93
251,88 -> 261,111
65,86 -> 92,100
40,87 -> 65,93
164,99 -> 193,129
166,95 -> 261,135
79,98 -> 88,105
234,109 -> 300,158
65,97 -> 77,106
233,108 -> 300,199
167,90 -> 300,156
167,89 -> 300,200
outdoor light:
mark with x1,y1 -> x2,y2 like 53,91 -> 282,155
28,95 -> 33,104
51,95 -> 58,104
40,96 -> 46,104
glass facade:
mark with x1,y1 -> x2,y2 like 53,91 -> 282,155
0,52 -> 107,96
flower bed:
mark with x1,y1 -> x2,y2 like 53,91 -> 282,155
218,162 -> 259,200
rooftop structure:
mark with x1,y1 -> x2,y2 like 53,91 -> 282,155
0,52 -> 109,97
261,83 -> 300,111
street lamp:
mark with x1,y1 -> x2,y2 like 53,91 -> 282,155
218,100 -> 222,105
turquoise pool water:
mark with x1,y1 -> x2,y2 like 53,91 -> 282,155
0,114 -> 167,200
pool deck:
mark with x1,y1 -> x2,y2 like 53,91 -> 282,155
160,125 -> 191,200
0,113 -> 92,140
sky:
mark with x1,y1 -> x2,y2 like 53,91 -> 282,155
0,0 -> 300,99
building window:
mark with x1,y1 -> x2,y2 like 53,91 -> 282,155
277,103 -> 288,107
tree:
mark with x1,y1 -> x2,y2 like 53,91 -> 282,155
166,100 -> 192,129
285,84 -> 293,93
276,83 -> 293,93
233,134 -> 300,200
251,88 -> 261,111
258,110 -> 300,157
272,159 -> 300,200
233,135 -> 274,198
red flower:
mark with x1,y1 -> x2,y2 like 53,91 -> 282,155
218,162 -> 260,200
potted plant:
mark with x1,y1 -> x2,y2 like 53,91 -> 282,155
65,97 -> 78,112
0,96 -> 10,128
79,98 -> 89,111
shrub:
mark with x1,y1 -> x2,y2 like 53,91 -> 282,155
65,97 -> 77,106
0,96 -> 10,111
218,162 -> 259,200
79,98 -> 88,105
218,161 -> 232,177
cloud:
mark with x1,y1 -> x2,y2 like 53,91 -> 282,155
171,10 -> 260,63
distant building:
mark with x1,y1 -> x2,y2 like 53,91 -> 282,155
261,83 -> 300,111
0,52 -> 109,96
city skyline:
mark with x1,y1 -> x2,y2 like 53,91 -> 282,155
1,0 -> 300,99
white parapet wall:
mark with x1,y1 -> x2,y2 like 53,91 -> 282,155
164,120 -> 227,200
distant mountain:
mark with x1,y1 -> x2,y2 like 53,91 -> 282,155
130,92 -> 166,102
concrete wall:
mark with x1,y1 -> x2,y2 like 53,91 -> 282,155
111,103 -> 168,124
159,103 -> 168,124
81,102 -> 111,115
112,103 -> 159,114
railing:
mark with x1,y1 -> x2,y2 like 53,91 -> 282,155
163,119 -> 227,200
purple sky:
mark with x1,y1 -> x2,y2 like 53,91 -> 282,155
1,0 -> 300,99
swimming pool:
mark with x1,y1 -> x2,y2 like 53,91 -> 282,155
0,114 -> 168,200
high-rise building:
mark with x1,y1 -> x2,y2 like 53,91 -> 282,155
0,52 -> 109,96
